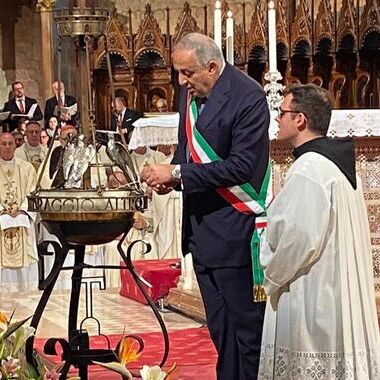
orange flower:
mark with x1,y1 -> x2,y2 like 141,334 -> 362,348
118,336 -> 142,365
0,311 -> 8,324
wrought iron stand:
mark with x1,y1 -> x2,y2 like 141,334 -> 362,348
25,223 -> 169,380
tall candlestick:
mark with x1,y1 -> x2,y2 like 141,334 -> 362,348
268,0 -> 277,72
214,1 -> 222,50
226,10 -> 234,64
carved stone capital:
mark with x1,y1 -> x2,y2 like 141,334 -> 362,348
35,0 -> 56,12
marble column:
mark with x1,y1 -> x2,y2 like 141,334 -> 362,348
35,0 -> 56,101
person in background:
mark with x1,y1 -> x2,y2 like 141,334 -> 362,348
44,81 -> 77,128
46,115 -> 60,140
110,96 -> 141,143
156,98 -> 169,112
16,117 -> 28,135
151,144 -> 182,259
12,130 -> 24,148
259,84 -> 380,379
15,121 -> 47,172
0,133 -> 38,292
2,81 -> 43,132
140,33 -> 270,380
40,129 -> 49,147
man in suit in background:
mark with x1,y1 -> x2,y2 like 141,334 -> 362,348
110,96 -> 141,143
141,33 -> 270,379
44,80 -> 77,129
3,81 -> 43,132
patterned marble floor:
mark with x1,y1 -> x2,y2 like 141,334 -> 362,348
0,287 -> 203,338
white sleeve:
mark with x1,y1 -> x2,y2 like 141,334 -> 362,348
260,172 -> 332,296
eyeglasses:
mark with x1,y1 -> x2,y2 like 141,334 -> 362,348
276,108 -> 301,119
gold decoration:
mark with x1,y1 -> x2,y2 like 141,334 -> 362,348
253,285 -> 267,303
35,0 -> 56,12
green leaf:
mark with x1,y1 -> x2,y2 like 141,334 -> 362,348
26,362 -> 40,378
12,326 -> 35,356
92,361 -> 133,379
0,342 -> 6,358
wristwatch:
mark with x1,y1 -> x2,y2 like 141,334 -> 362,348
171,164 -> 182,181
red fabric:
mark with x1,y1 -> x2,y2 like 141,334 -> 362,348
35,327 -> 217,379
18,99 -> 25,113
120,259 -> 181,304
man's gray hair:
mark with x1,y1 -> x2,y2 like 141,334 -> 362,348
174,33 -> 224,67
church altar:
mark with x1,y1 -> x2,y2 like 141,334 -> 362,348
166,108 -> 380,320
269,108 -> 380,139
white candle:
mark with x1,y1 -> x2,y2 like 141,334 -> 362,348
268,0 -> 277,72
226,10 -> 234,64
214,1 -> 222,50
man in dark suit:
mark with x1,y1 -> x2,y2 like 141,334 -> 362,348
141,33 -> 270,379
44,80 -> 77,129
110,96 -> 141,143
3,81 -> 43,132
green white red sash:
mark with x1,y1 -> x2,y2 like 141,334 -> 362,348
185,94 -> 272,302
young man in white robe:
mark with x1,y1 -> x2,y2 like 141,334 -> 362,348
259,84 -> 380,379
0,133 -> 38,292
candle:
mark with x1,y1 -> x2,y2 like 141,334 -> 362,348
214,1 -> 222,50
268,0 -> 277,72
226,10 -> 234,64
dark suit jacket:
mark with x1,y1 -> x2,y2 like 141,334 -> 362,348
44,94 -> 77,128
172,63 -> 270,268
110,108 -> 142,143
3,96 -> 44,132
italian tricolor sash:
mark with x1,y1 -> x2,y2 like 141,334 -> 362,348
186,94 -> 272,302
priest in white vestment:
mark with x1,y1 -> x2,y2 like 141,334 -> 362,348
126,145 -> 166,259
151,145 -> 182,259
0,133 -> 38,292
15,121 -> 47,172
259,84 -> 380,379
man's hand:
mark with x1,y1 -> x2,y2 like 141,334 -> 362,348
140,164 -> 176,188
152,185 -> 173,195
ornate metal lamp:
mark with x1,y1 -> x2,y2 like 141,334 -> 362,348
25,3 -> 169,379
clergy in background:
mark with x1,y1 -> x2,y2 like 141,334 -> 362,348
259,84 -> 380,379
15,121 -> 47,172
152,144 -> 182,259
127,144 -> 166,259
0,133 -> 38,292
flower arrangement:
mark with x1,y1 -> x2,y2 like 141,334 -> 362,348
0,311 -> 79,380
93,334 -> 176,379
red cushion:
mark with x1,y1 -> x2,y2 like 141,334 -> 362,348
120,259 -> 181,304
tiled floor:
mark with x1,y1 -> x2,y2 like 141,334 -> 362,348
0,287 -> 203,338
0,286 -> 218,379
